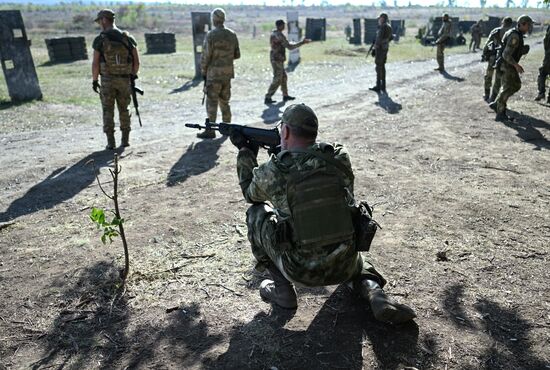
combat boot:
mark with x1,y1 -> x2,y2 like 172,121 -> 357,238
264,96 -> 276,104
121,130 -> 130,147
483,89 -> 490,102
488,101 -> 497,112
357,279 -> 416,324
105,132 -> 116,150
259,265 -> 297,310
197,129 -> 216,139
283,95 -> 296,102
369,81 -> 381,92
534,93 -> 545,101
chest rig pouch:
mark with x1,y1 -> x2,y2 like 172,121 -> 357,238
284,148 -> 355,249
100,33 -> 133,76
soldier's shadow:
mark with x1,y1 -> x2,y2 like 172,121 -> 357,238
170,78 -> 202,94
504,110 -> 550,150
212,285 -> 419,369
0,148 -> 122,222
375,93 -> 402,114
440,70 -> 465,82
261,101 -> 286,124
286,60 -> 301,72
166,136 -> 227,186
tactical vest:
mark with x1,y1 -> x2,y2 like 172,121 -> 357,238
500,29 -> 524,64
99,32 -> 133,76
282,148 -> 355,249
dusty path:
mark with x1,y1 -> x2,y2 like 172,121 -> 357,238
1,43 -> 549,369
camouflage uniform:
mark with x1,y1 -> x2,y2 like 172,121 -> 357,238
436,18 -> 452,71
265,30 -> 306,99
536,25 -> 550,101
469,22 -> 482,51
92,28 -> 137,135
237,143 -> 385,288
483,25 -> 511,101
201,23 -> 240,123
495,28 -> 527,115
373,19 -> 392,92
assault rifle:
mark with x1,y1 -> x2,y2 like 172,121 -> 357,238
130,75 -> 144,127
185,119 -> 281,155
366,40 -> 375,59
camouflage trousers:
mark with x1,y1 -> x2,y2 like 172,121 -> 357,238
496,65 -> 521,114
206,79 -> 232,123
484,56 -> 497,92
490,68 -> 503,101
100,76 -> 132,133
375,50 -> 388,86
436,43 -> 446,69
246,203 -> 386,288
536,54 -> 550,95
266,61 -> 288,98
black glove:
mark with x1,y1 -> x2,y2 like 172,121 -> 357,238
521,45 -> 530,56
370,49 -> 376,57
130,74 -> 138,82
92,80 -> 100,93
230,130 -> 259,156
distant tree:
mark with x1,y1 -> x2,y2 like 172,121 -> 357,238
379,0 -> 387,6
394,0 -> 398,7
480,0 -> 487,7
506,0 -> 515,7
448,0 -> 457,6
521,0 -> 529,6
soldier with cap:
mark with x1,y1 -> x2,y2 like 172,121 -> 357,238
197,8 -> 241,139
469,20 -> 483,52
369,12 -> 392,94
482,17 -> 514,102
92,9 -> 140,149
534,24 -> 550,103
229,103 -> 416,324
490,15 -> 534,121
264,20 -> 311,105
434,13 -> 452,72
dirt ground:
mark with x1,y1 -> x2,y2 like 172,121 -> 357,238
1,21 -> 549,370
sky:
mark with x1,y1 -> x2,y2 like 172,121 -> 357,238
117,0 -> 544,6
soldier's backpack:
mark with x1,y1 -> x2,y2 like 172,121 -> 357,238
99,31 -> 133,76
283,147 -> 378,251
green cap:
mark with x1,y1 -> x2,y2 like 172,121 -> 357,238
281,104 -> 318,134
517,15 -> 534,24
95,9 -> 115,22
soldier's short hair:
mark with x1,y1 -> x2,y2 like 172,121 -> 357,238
502,16 -> 513,26
276,19 -> 286,28
211,8 -> 226,23
443,13 -> 449,18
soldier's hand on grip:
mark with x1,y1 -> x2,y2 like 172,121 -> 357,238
230,129 -> 259,156
92,80 -> 100,93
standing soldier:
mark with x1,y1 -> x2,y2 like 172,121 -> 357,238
490,15 -> 534,122
482,17 -> 513,102
345,24 -> 352,41
92,9 -> 140,149
469,20 -> 483,52
198,8 -> 241,139
369,12 -> 392,94
264,20 -> 311,105
534,24 -> 550,103
434,13 -> 452,72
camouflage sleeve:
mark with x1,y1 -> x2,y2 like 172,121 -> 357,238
234,33 -> 241,60
333,144 -> 355,194
237,149 -> 271,203
280,33 -> 304,51
200,34 -> 211,77
503,33 -> 520,66
375,24 -> 392,48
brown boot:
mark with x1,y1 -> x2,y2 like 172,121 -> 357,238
105,132 -> 116,150
121,130 -> 130,147
259,266 -> 297,309
358,279 -> 416,324
197,129 -> 216,139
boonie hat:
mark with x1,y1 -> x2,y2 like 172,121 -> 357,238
95,9 -> 115,22
281,104 -> 318,135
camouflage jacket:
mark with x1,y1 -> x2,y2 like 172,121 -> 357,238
501,28 -> 524,66
375,22 -> 392,52
270,29 -> 304,62
201,25 -> 240,81
436,20 -> 452,44
470,23 -> 482,37
544,25 -> 550,54
237,142 -> 360,286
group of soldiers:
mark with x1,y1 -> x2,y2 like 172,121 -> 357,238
90,8 -> 547,322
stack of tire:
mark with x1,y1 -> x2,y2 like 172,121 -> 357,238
145,33 -> 176,54
45,36 -> 87,63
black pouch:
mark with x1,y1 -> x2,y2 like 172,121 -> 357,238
352,201 -> 379,252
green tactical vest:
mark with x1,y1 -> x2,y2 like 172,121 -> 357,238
99,32 -> 133,76
282,147 -> 355,249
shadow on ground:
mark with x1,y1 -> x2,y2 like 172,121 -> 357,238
166,136 -> 227,186
170,78 -> 202,94
440,70 -> 465,82
212,285 -> 422,369
27,261 -> 220,369
0,98 -> 35,110
0,149 -> 123,222
505,110 -> 550,150
286,60 -> 300,73
375,93 -> 402,114
261,101 -> 286,124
